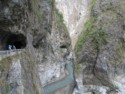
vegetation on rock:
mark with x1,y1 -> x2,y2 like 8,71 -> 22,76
53,5 -> 69,36
75,16 -> 108,54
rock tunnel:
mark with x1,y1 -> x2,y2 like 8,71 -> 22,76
0,30 -> 27,50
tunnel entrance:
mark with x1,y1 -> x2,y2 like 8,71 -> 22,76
0,30 -> 27,50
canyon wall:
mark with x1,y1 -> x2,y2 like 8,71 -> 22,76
74,0 -> 125,93
0,0 -> 125,94
0,0 -> 75,94
55,0 -> 89,47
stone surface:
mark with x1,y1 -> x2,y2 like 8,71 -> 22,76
74,0 -> 125,94
55,0 -> 89,47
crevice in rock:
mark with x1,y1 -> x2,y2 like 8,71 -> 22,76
60,45 -> 67,48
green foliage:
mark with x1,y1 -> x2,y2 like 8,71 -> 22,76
54,7 -> 69,35
5,83 -> 10,93
90,0 -> 97,9
75,64 -> 82,73
55,8 -> 64,25
88,0 -> 97,13
91,29 -> 108,49
75,17 -> 108,53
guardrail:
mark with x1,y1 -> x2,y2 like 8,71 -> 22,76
0,49 -> 25,60
0,49 -> 25,55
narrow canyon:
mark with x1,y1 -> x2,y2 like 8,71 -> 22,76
0,0 -> 125,94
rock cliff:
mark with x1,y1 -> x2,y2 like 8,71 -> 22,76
0,0 -> 125,94
0,0 -> 75,94
74,0 -> 125,94
55,0 -> 89,48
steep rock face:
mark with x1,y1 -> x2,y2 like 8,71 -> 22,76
0,51 -> 42,94
55,0 -> 89,47
75,0 -> 125,94
0,0 -> 75,94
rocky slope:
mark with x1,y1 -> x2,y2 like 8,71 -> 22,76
55,0 -> 89,48
74,0 -> 125,94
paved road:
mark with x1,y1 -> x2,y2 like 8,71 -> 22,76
43,62 -> 75,94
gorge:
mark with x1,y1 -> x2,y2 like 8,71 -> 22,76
0,0 -> 125,94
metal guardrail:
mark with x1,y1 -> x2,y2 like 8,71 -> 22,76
0,49 -> 25,55
0,49 -> 25,60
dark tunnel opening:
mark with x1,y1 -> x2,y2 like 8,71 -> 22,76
60,45 -> 67,49
6,34 -> 27,50
0,30 -> 27,50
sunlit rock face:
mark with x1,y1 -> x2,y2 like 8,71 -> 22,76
55,0 -> 89,47
74,0 -> 125,94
